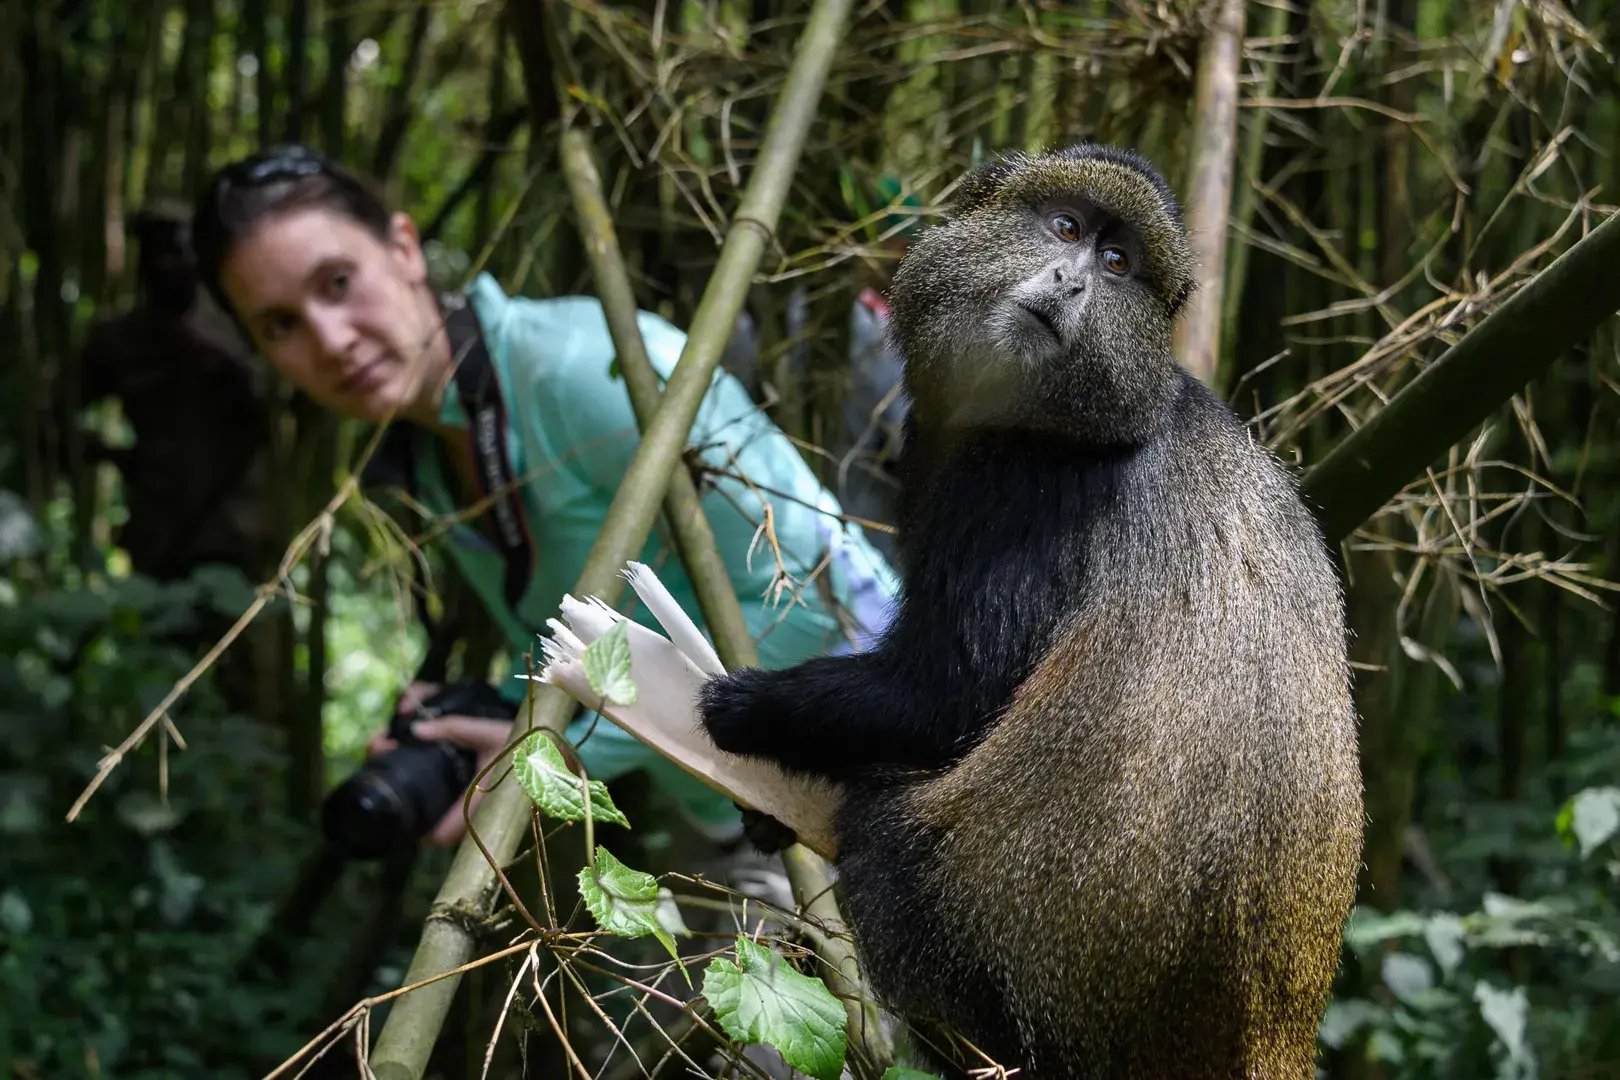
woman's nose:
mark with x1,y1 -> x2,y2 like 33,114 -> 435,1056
308,307 -> 357,359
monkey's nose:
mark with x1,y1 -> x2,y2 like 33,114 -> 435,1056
1052,267 -> 1085,296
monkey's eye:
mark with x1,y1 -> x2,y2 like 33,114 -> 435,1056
1100,245 -> 1130,275
1050,213 -> 1082,242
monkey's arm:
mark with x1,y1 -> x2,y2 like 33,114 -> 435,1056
702,432 -> 1113,784
699,651 -> 965,782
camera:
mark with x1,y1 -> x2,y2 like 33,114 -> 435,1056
320,680 -> 517,859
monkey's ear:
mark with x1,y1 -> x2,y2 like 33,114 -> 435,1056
950,154 -> 1027,216
1165,276 -> 1196,321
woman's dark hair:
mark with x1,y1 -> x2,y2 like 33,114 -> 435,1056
192,144 -> 392,320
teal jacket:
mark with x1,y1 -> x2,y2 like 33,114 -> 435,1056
406,273 -> 899,834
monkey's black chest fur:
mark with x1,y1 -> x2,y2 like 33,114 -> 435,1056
853,427 -> 1149,1062
701,423 -> 1133,784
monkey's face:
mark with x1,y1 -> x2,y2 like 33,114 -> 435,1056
988,197 -> 1160,363
889,147 -> 1195,435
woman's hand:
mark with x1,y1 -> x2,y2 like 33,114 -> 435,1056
364,680 -> 514,846
364,680 -> 445,758
408,714 -> 515,846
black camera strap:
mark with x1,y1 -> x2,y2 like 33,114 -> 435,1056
359,298 -> 536,612
443,301 -> 535,611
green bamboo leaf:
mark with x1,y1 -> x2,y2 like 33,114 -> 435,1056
564,84 -> 613,114
1318,1000 -> 1385,1050
1380,953 -> 1434,1005
514,732 -> 629,828
702,936 -> 847,1080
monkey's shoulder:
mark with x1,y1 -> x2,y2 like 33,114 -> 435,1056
911,379 -> 1255,525
1152,376 -> 1328,527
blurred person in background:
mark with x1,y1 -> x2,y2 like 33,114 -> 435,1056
190,144 -> 899,853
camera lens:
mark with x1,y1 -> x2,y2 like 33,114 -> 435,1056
321,742 -> 477,859
320,681 -> 513,860
322,771 -> 408,859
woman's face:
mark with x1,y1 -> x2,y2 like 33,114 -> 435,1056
220,205 -> 448,424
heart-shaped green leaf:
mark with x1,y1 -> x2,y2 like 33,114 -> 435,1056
702,935 -> 847,1080
514,732 -> 628,828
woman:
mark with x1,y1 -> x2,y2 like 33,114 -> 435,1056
191,144 -> 898,845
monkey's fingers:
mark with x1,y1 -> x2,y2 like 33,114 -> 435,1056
738,805 -> 798,855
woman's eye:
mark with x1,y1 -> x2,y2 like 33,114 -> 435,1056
325,271 -> 351,299
1051,213 -> 1081,242
261,313 -> 296,343
1100,246 -> 1130,275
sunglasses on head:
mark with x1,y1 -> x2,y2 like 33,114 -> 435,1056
207,145 -> 357,207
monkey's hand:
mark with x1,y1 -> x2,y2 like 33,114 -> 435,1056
697,658 -> 887,782
697,668 -> 777,759
737,805 -> 798,854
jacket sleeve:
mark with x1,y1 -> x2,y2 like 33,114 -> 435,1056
535,300 -> 900,650
534,304 -> 684,490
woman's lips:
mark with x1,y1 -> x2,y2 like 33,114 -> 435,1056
338,359 -> 388,395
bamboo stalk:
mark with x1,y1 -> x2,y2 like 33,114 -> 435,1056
1173,0 -> 1247,385
557,124 -> 893,1076
366,0 -> 856,1074
1303,208 -> 1620,546
1217,0 -> 1291,388
555,130 -> 758,673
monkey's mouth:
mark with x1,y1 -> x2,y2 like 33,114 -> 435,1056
1015,301 -> 1062,341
